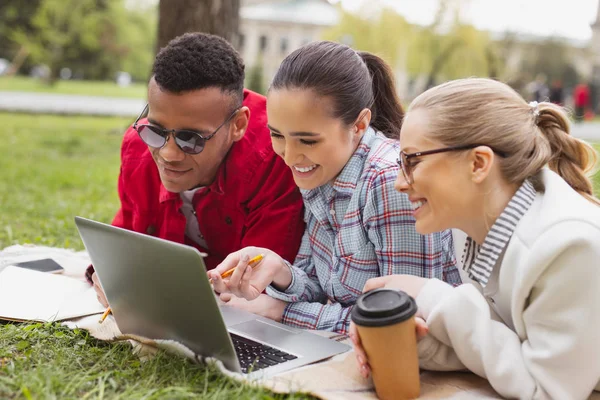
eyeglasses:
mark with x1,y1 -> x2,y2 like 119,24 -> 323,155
396,144 -> 508,185
132,104 -> 239,155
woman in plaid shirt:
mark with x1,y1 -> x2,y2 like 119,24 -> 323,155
209,41 -> 460,334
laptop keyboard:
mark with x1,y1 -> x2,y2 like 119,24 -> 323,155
230,333 -> 298,373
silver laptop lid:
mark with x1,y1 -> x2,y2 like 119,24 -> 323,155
74,216 -> 240,372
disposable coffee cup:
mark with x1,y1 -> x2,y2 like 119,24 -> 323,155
351,288 -> 420,400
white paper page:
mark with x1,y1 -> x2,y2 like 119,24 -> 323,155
0,266 -> 105,322
0,245 -> 91,280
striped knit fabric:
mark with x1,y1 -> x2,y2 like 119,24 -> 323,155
266,128 -> 461,334
462,180 -> 537,286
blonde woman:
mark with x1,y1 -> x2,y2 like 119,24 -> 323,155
351,78 -> 600,399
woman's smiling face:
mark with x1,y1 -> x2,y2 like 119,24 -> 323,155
394,109 -> 476,234
267,88 -> 364,190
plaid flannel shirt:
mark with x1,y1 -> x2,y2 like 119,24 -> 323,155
266,128 -> 461,334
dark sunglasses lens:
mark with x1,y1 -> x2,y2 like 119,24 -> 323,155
175,131 -> 205,154
138,125 -> 167,148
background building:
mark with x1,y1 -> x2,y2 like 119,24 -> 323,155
238,0 -> 339,92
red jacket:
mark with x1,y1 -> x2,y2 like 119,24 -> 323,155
87,90 -> 304,281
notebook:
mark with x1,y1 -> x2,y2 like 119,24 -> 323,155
0,265 -> 105,322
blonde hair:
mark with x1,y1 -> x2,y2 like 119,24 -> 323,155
408,78 -> 600,206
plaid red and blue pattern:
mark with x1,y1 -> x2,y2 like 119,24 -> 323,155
266,128 -> 461,334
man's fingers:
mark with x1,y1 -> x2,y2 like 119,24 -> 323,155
96,293 -> 108,308
91,274 -> 109,307
362,276 -> 389,293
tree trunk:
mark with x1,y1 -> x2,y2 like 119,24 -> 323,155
425,39 -> 462,90
6,46 -> 29,76
157,0 -> 240,53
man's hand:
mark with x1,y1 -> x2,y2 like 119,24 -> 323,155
207,247 -> 292,300
220,293 -> 287,322
91,272 -> 108,308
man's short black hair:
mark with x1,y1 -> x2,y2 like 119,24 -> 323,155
152,32 -> 245,105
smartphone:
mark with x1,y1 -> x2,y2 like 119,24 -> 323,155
13,258 -> 65,274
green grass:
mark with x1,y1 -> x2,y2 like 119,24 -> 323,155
0,322 -> 312,399
0,113 -> 129,250
0,76 -> 146,99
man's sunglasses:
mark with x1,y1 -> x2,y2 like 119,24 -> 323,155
132,104 -> 239,155
397,144 -> 508,185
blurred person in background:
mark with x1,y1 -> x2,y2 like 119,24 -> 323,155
549,79 -> 564,106
573,82 -> 590,122
527,73 -> 549,103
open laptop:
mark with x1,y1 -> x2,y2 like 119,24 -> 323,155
74,217 -> 349,378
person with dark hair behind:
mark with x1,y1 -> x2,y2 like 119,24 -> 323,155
209,41 -> 460,334
88,33 -> 305,307
549,79 -> 564,106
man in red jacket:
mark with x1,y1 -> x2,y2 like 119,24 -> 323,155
89,33 -> 305,306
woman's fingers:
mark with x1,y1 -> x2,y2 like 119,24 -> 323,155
415,317 -> 429,340
362,276 -> 390,293
211,255 -> 261,300
210,273 -> 229,294
349,322 -> 371,379
219,292 -> 233,302
226,254 -> 249,287
238,265 -> 259,300
223,254 -> 250,298
211,251 -> 241,276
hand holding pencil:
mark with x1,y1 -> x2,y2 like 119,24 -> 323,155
220,253 -> 264,278
208,247 -> 293,301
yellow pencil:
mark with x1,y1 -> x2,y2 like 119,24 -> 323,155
221,254 -> 264,278
99,307 -> 112,324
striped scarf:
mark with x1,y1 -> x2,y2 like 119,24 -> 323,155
462,180 -> 537,286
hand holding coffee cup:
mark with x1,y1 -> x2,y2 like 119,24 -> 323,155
350,289 -> 423,400
350,317 -> 428,378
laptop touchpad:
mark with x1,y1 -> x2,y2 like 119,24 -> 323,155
230,319 -> 299,343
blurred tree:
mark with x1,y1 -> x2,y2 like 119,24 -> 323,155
324,2 -> 493,94
9,0 -> 155,83
118,6 -> 157,82
525,38 -> 581,89
157,0 -> 240,52
324,7 -> 414,67
246,60 -> 265,95
0,0 -> 43,71
428,23 -> 493,84
408,1 -> 493,89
